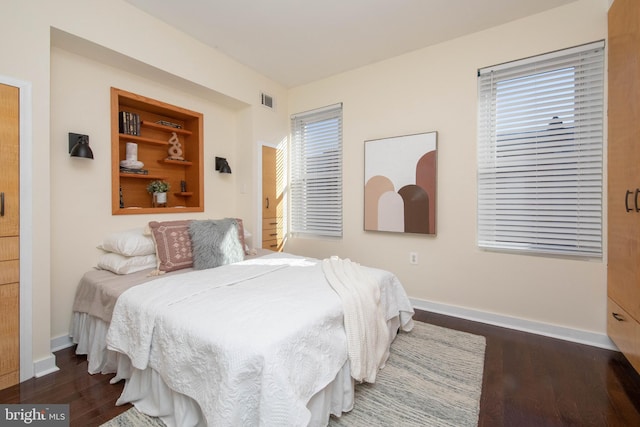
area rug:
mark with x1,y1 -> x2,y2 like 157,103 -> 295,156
329,321 -> 486,427
101,321 -> 486,427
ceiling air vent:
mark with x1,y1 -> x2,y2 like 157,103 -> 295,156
260,92 -> 274,110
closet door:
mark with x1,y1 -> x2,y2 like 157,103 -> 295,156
0,83 -> 20,389
607,0 -> 640,373
262,146 -> 283,251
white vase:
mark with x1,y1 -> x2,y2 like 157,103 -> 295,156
125,142 -> 138,161
154,192 -> 167,205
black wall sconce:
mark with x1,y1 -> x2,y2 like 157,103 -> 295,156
215,157 -> 232,174
69,133 -> 94,159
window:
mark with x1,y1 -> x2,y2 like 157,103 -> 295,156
290,104 -> 343,237
477,41 -> 604,257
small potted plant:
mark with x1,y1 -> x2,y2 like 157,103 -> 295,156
147,180 -> 170,206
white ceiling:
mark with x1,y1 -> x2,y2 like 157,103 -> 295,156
125,0 -> 577,88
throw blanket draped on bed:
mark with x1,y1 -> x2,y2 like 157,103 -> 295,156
322,256 -> 389,383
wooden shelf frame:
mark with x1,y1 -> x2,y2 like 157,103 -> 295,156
111,87 -> 204,215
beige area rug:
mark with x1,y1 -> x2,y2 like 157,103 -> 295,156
101,321 -> 486,426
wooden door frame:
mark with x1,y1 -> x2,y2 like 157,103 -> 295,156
0,75 -> 33,382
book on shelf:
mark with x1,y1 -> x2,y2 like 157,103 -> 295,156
119,111 -> 141,136
156,120 -> 182,129
120,167 -> 149,175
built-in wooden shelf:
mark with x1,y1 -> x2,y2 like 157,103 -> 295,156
118,133 -> 169,146
111,87 -> 204,215
159,159 -> 193,166
119,173 -> 166,180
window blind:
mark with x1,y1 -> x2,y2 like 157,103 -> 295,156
290,103 -> 343,237
477,41 -> 604,257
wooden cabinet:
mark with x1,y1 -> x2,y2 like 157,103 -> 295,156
0,83 -> 20,390
607,0 -> 640,373
111,88 -> 204,215
262,217 -> 283,251
262,146 -> 283,251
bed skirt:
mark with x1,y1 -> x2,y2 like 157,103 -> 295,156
70,312 -> 402,427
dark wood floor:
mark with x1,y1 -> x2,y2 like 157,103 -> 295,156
415,311 -> 640,427
2,310 -> 639,426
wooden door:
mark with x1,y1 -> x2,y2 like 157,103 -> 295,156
0,83 -> 20,389
262,146 -> 282,250
607,0 -> 640,373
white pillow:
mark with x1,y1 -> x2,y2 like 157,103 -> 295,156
97,252 -> 157,275
99,228 -> 156,256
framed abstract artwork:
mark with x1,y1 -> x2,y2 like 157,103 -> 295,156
364,132 -> 437,235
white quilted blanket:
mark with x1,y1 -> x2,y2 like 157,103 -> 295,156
106,252 -> 414,427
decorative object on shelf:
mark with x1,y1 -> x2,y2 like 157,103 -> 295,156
155,120 -> 182,129
147,180 -> 170,208
167,132 -> 184,161
68,133 -> 94,159
126,142 -> 137,160
119,186 -> 124,208
153,192 -> 167,207
120,167 -> 149,175
364,131 -> 437,235
181,180 -> 187,192
147,180 -> 170,194
215,157 -> 232,174
120,142 -> 144,169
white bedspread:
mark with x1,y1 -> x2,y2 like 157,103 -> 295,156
106,252 -> 413,427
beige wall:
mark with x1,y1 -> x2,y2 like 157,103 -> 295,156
0,0 -> 612,377
49,47 -> 234,338
1,0 -> 288,370
286,0 -> 609,335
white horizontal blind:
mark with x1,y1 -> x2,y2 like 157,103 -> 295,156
291,104 -> 343,237
477,42 -> 604,257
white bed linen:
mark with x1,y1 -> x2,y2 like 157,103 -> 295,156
73,252 -> 414,426
109,257 -> 346,426
106,260 -> 291,370
71,312 -> 402,427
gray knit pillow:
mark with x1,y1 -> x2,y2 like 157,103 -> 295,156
188,219 -> 244,270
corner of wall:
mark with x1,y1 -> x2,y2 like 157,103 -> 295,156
33,353 -> 59,378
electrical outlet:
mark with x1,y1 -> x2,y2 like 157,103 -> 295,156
409,252 -> 418,265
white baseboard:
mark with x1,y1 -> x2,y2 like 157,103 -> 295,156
31,335 -> 75,380
411,298 -> 617,351
33,353 -> 59,378
40,300 -> 615,380
51,334 -> 74,353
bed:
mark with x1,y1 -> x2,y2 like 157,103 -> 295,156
70,220 -> 414,427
